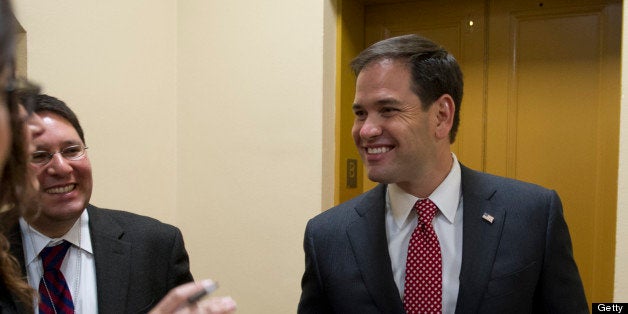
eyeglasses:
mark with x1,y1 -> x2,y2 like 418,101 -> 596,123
31,145 -> 89,165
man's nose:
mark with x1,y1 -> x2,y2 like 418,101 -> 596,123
359,117 -> 383,139
46,153 -> 73,175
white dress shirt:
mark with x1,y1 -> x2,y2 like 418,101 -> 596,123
20,210 -> 98,313
386,153 -> 463,314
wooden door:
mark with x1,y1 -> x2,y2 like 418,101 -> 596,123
485,0 -> 620,302
338,0 -> 621,302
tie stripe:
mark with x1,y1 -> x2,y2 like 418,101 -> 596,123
39,240 -> 74,314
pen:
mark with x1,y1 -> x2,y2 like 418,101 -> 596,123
187,281 -> 219,305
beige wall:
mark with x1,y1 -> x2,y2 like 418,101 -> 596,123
14,0 -> 335,313
176,1 -> 334,312
12,0 -> 628,310
14,0 -> 179,222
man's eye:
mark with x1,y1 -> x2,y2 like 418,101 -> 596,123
63,146 -> 82,157
381,107 -> 398,115
31,151 -> 50,163
354,110 -> 366,120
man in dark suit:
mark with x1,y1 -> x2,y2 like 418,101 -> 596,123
298,34 -> 588,313
9,94 -> 193,313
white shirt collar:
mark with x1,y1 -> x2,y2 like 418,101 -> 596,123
387,153 -> 462,228
19,209 -> 93,266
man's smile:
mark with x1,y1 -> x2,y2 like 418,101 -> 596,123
366,146 -> 392,154
45,183 -> 76,194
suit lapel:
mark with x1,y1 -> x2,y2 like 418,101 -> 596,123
455,166 -> 506,313
346,184 -> 405,314
87,205 -> 132,313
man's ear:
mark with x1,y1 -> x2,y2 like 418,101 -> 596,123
434,94 -> 455,140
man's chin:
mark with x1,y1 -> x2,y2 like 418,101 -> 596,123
39,209 -> 84,223
39,199 -> 87,218
366,171 -> 392,184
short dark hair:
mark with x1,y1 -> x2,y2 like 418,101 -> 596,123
350,34 -> 463,143
32,94 -> 86,144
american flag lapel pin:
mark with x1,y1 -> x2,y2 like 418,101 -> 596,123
482,213 -> 494,224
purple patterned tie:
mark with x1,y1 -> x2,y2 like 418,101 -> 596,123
38,240 -> 74,314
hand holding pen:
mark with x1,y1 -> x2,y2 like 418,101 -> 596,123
150,279 -> 237,314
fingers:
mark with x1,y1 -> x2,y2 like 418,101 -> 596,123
193,296 -> 237,314
150,280 -> 217,314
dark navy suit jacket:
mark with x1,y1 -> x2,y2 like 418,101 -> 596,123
298,165 -> 588,313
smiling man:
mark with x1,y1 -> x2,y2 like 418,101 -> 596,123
298,34 -> 588,314
9,94 -> 193,313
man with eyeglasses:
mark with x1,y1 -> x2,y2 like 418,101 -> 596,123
8,94 -> 195,313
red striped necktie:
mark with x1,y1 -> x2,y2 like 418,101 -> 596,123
38,240 -> 74,314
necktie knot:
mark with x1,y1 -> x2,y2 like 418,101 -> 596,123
415,198 -> 438,227
40,240 -> 72,271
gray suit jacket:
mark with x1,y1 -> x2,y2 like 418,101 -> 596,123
9,204 -> 194,314
298,165 -> 588,314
